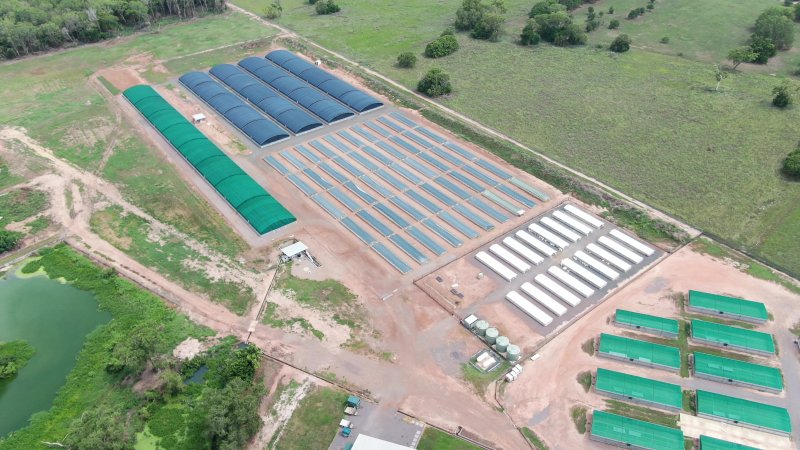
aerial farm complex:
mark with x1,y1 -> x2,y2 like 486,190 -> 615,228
2,3 -> 800,450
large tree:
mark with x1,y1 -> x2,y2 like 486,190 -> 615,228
199,378 -> 264,450
63,403 -> 135,450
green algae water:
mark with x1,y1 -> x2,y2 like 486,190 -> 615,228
0,269 -> 110,437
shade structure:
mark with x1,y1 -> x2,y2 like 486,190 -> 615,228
178,72 -> 289,146
696,389 -> 791,435
688,290 -> 768,323
209,64 -> 323,134
590,411 -> 684,450
266,49 -> 384,113
123,85 -> 296,234
239,57 -> 354,123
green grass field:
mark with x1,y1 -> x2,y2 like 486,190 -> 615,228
0,13 -> 273,260
256,1 -> 800,276
417,427 -> 483,450
273,386 -> 347,450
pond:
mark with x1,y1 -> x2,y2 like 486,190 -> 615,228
0,268 -> 110,437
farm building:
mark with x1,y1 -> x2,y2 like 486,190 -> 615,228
597,334 -> 681,372
698,435 -> 759,450
688,290 -> 768,324
614,309 -> 679,338
690,320 -> 775,356
589,410 -> 684,450
696,390 -> 791,436
594,368 -> 682,411
692,352 -> 783,392
122,85 -> 296,235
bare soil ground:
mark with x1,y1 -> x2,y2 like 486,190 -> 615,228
98,67 -> 145,92
501,244 -> 800,449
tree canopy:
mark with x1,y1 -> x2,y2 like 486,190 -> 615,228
753,7 -> 794,50
0,0 -> 227,59
417,68 -> 453,97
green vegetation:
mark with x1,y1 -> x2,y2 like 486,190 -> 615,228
461,361 -> 509,396
0,188 -> 48,228
0,244 -> 213,448
272,386 -> 347,450
570,405 -> 588,434
91,206 -> 255,314
520,427 -> 550,450
581,337 -> 595,356
417,427 -> 483,450
418,68 -> 453,97
97,76 -> 120,95
783,146 -> 800,179
0,157 -> 22,190
262,301 -> 325,340
0,12 -> 268,257
609,34 -> 631,52
682,390 -> 696,414
0,340 -> 35,379
576,370 -> 592,392
425,34 -> 460,58
264,0 -> 800,273
0,230 -> 23,254
24,216 -> 51,235
603,399 -> 680,428
398,51 -> 417,68
0,0 -> 226,59
791,320 -> 800,336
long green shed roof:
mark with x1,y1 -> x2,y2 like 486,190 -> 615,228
598,333 -> 681,369
691,320 -> 774,354
595,368 -> 682,409
696,390 -> 791,434
689,290 -> 768,321
591,410 -> 684,450
699,435 -> 759,450
693,352 -> 783,391
123,85 -> 295,234
616,309 -> 680,335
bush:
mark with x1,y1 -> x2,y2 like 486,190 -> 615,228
263,1 -> 282,19
397,52 -> 417,68
609,34 -> 631,52
750,36 -> 777,64
627,7 -> 645,19
585,18 -> 600,32
424,34 -> 459,58
520,20 -> 541,45
660,36 -> 669,44
608,19 -> 619,29
471,13 -> 505,41
315,0 -> 339,15
417,68 -> 452,97
558,0 -> 582,10
530,0 -> 565,18
795,4 -> 800,22
0,229 -> 23,253
646,2 -> 654,10
773,83 -> 792,108
608,6 -> 614,14
754,7 -> 794,50
783,148 -> 800,178
534,12 -> 586,45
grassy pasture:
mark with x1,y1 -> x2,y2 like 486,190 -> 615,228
257,1 -> 800,276
0,13 -> 274,264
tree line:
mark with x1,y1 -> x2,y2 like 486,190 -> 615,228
0,0 -> 227,59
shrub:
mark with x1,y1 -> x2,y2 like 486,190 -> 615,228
534,11 -> 586,45
773,83 -> 792,107
585,18 -> 600,32
529,0 -> 565,18
471,13 -> 505,41
558,0 -> 582,10
308,0 -> 318,3
315,0 -> 339,15
417,68 -> 452,97
608,6 -> 614,14
609,34 -> 631,52
397,52 -> 417,68
627,7 -> 645,19
0,229 -> 23,253
727,46 -> 757,69
424,34 -> 459,58
795,4 -> 800,22
783,148 -> 800,178
520,20 -> 541,45
441,27 -> 456,36
263,0 -> 282,19
646,3 -> 654,10
754,7 -> 794,50
608,19 -> 619,29
660,36 -> 669,43
750,36 -> 777,64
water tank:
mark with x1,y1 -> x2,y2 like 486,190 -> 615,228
484,327 -> 499,344
507,344 -> 521,361
474,320 -> 489,336
495,336 -> 510,352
